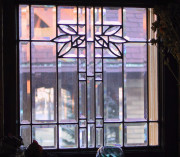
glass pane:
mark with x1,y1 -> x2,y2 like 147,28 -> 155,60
58,59 -> 78,123
79,81 -> 86,119
96,128 -> 103,148
95,48 -> 102,58
32,125 -> 57,149
95,59 -> 102,72
19,42 -> 31,124
87,42 -> 94,76
95,26 -> 102,35
148,44 -> 158,121
95,7 -> 102,24
79,120 -> 86,127
124,123 -> 147,146
78,25 -> 86,35
19,5 -> 29,39
59,124 -> 78,148
87,77 -> 95,122
58,6 -> 77,24
95,73 -> 102,81
104,59 -> 123,122
103,7 -> 122,25
78,7 -> 85,24
63,48 -> 77,58
86,7 -> 94,41
79,58 -> 86,72
20,125 -> 31,146
79,48 -> 86,58
88,124 -> 95,148
103,49 -> 117,58
104,123 -> 123,146
149,123 -> 158,146
31,42 -> 56,123
124,43 -> 147,121
80,128 -> 87,148
79,73 -> 86,80
123,8 -> 146,41
96,119 -> 103,127
148,8 -> 157,41
31,5 -> 56,40
96,81 -> 103,118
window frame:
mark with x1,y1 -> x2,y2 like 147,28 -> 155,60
2,0 -> 179,157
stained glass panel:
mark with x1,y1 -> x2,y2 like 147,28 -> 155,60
19,5 -> 158,149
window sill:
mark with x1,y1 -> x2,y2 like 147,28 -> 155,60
43,147 -> 164,157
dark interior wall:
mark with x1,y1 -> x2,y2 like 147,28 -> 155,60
3,0 -> 17,136
163,55 -> 179,157
0,0 -> 4,137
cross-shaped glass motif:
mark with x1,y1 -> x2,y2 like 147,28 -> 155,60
52,6 -> 128,148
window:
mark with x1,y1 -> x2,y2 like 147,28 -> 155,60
19,3 -> 158,149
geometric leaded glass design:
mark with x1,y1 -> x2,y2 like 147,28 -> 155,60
19,5 -> 159,149
52,24 -> 127,58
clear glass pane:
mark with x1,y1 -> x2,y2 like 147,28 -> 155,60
104,123 -> 123,146
87,42 -> 94,76
95,48 -> 102,58
95,73 -> 103,81
79,48 -> 86,58
79,81 -> 86,119
86,7 -> 94,41
148,8 -> 157,41
96,81 -> 103,118
58,6 -> 77,24
80,128 -> 87,148
149,123 -> 158,146
78,25 -> 85,35
31,42 -> 56,123
79,58 -> 86,72
104,59 -> 123,122
32,125 -> 57,149
124,43 -> 147,121
124,123 -> 147,146
59,124 -> 78,148
79,120 -> 86,127
58,59 -> 78,123
95,7 -> 102,24
103,48 -> 117,58
31,5 -> 56,40
87,77 -> 95,122
79,73 -> 86,80
19,42 -> 31,124
20,125 -> 31,146
95,59 -> 102,72
95,26 -> 102,35
88,124 -> 95,148
19,5 -> 29,39
123,8 -> 146,41
103,7 -> 122,25
96,119 -> 103,127
78,7 -> 85,24
96,128 -> 103,148
148,44 -> 158,121
63,48 -> 77,58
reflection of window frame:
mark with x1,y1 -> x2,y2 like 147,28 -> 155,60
2,0 -> 179,157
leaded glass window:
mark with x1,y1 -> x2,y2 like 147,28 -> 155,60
19,5 -> 158,149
